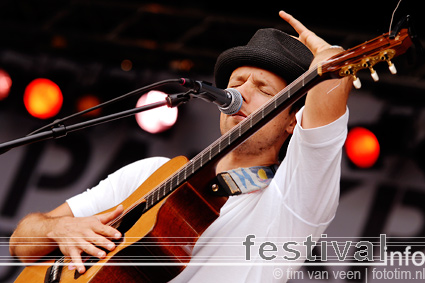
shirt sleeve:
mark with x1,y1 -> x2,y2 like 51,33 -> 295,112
66,156 -> 170,217
273,106 -> 349,226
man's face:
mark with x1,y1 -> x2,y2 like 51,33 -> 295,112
219,66 -> 296,158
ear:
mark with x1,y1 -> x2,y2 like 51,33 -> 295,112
286,112 -> 297,135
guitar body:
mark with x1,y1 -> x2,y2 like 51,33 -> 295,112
15,156 -> 227,283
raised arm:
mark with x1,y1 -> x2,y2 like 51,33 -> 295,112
279,11 -> 353,129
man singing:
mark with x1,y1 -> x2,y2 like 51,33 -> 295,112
10,11 -> 352,282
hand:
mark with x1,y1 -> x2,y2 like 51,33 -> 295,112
279,10 -> 351,129
47,205 -> 124,274
279,10 -> 332,56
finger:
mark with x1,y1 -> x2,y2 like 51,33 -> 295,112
98,205 -> 123,226
96,205 -> 123,239
279,10 -> 330,55
68,249 -> 86,274
279,10 -> 308,37
84,231 -> 117,253
79,237 -> 109,258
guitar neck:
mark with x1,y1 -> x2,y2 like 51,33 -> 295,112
142,66 -> 324,211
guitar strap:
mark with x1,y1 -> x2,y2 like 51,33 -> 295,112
213,165 -> 276,196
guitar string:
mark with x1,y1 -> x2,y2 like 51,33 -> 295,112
389,0 -> 403,34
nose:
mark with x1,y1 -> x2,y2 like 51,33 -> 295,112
235,83 -> 252,104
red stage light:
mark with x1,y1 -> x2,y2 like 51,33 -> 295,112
0,69 -> 12,100
135,91 -> 178,134
77,95 -> 101,117
345,127 -> 380,168
24,78 -> 63,119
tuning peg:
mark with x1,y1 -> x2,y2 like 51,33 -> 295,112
353,76 -> 362,89
370,68 -> 379,82
388,61 -> 397,74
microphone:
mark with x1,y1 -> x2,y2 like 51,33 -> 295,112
180,78 -> 243,115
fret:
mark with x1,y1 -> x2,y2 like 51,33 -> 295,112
170,175 -> 177,191
164,182 -> 169,198
163,182 -> 168,195
155,186 -> 160,201
180,169 -> 185,183
148,195 -> 153,208
162,184 -> 167,196
171,177 -> 176,191
193,156 -> 201,172
178,170 -> 186,188
200,152 -> 203,168
153,187 -> 158,202
277,92 -> 286,106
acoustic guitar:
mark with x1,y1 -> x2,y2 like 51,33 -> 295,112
14,26 -> 413,282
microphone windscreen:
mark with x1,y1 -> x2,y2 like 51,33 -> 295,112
219,88 -> 243,115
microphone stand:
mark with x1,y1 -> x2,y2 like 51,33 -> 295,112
0,91 -> 193,155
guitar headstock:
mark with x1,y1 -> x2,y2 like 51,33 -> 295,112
318,28 -> 413,89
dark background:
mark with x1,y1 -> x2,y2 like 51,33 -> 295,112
0,1 -> 424,282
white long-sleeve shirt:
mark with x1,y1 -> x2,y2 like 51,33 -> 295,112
67,107 -> 349,282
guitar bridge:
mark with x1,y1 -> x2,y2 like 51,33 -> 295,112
44,260 -> 63,283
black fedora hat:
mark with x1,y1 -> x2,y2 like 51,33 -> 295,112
214,28 -> 314,89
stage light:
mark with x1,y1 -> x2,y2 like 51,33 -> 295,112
24,78 -> 63,119
76,94 -> 101,117
345,127 -> 380,168
135,90 -> 178,134
121,59 -> 133,71
0,69 -> 12,100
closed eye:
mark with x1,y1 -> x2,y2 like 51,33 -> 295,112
259,88 -> 274,97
